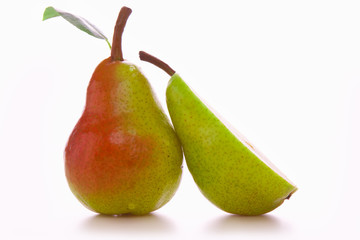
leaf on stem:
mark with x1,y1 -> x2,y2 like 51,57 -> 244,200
43,6 -> 111,48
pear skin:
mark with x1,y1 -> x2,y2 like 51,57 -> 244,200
64,8 -> 183,215
139,51 -> 297,216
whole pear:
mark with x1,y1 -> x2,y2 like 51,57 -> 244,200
64,8 -> 183,215
139,51 -> 297,216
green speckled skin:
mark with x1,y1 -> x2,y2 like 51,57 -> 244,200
65,58 -> 183,215
166,74 -> 297,215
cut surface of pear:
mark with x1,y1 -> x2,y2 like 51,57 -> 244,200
139,51 -> 297,216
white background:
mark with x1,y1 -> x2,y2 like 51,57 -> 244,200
1,0 -> 359,239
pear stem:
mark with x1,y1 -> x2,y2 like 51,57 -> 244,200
111,7 -> 132,61
139,51 -> 176,76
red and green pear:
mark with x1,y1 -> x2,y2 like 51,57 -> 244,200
64,8 -> 183,215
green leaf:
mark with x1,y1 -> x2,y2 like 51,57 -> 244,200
43,6 -> 60,20
43,6 -> 111,49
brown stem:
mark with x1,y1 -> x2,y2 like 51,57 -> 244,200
111,7 -> 132,61
139,51 -> 176,76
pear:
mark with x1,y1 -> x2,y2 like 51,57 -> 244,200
64,8 -> 183,215
139,51 -> 297,215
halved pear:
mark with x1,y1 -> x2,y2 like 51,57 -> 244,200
140,51 -> 297,215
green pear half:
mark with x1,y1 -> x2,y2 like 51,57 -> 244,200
140,51 -> 297,216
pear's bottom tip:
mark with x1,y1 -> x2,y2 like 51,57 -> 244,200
286,187 -> 298,200
94,211 -> 154,217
